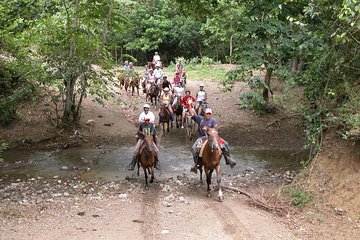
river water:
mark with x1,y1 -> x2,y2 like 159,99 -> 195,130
1,137 -> 307,182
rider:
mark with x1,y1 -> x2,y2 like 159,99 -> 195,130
181,90 -> 196,129
153,52 -> 161,65
139,103 -> 155,124
175,62 -> 183,77
173,72 -> 181,85
159,87 -> 174,122
146,68 -> 155,91
195,83 -> 207,113
188,107 -> 236,173
172,82 -> 185,109
154,64 -> 164,85
123,60 -> 130,70
127,117 -> 160,171
129,62 -> 134,72
161,76 -> 172,94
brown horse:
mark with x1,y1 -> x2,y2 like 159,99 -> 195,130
172,96 -> 183,128
129,73 -> 140,96
137,134 -> 156,189
146,84 -> 159,109
199,128 -> 224,201
159,104 -> 172,133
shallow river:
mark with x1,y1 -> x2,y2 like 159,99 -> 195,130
1,130 -> 307,182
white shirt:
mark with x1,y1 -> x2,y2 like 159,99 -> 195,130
154,68 -> 163,79
138,111 -> 155,124
153,55 -> 161,62
148,73 -> 155,83
197,90 -> 206,102
174,86 -> 185,97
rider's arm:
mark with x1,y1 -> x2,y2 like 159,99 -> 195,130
204,92 -> 207,101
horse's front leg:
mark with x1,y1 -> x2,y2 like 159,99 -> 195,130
205,169 -> 212,198
150,165 -> 154,183
216,164 -> 224,201
199,165 -> 203,183
143,167 -> 149,189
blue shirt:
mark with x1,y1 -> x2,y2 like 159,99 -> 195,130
192,115 -> 217,137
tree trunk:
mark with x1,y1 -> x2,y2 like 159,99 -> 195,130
262,67 -> 273,102
229,34 -> 234,64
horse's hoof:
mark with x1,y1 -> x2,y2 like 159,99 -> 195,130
207,193 -> 211,198
218,195 -> 224,202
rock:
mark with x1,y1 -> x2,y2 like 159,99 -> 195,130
61,166 -> 69,170
162,185 -> 172,192
63,192 -> 70,197
119,193 -> 128,199
53,176 -> 59,179
164,194 -> 175,202
86,119 -> 96,126
161,229 -> 170,235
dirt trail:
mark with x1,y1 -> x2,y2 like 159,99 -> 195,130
0,187 -> 297,240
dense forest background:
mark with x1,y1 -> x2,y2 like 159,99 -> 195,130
0,0 -> 359,157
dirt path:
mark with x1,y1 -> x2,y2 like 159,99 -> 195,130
0,186 -> 297,240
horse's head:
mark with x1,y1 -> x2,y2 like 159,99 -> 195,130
206,128 -> 219,151
144,134 -> 154,152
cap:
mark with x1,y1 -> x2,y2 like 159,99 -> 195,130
143,104 -> 150,108
199,83 -> 204,87
164,87 -> 170,91
149,68 -> 153,71
205,108 -> 212,114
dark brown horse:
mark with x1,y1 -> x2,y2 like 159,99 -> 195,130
137,134 -> 156,189
199,128 -> 224,201
159,104 -> 172,133
172,96 -> 183,128
146,84 -> 159,109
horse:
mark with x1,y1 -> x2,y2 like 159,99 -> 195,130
117,70 -> 127,89
146,83 -> 159,109
199,128 -> 224,201
198,101 -> 208,116
137,134 -> 156,189
185,112 -> 196,141
159,104 -> 172,133
129,73 -> 140,96
141,75 -> 148,94
172,96 -> 183,128
147,62 -> 155,71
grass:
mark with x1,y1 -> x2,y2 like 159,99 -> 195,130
283,187 -> 312,208
163,64 -> 229,83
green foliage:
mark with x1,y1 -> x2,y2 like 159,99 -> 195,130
283,187 -> 312,208
0,143 -> 7,163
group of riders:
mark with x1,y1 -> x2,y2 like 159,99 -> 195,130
125,52 -> 237,174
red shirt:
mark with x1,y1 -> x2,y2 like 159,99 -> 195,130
182,95 -> 196,109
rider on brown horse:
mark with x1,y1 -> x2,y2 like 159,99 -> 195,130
189,107 -> 236,173
127,117 -> 161,171
159,87 -> 174,123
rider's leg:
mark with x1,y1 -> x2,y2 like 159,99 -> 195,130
221,140 -> 236,168
190,137 -> 203,173
128,139 -> 142,170
153,135 -> 161,170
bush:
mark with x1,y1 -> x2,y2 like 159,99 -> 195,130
283,187 -> 311,208
0,143 -> 7,163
